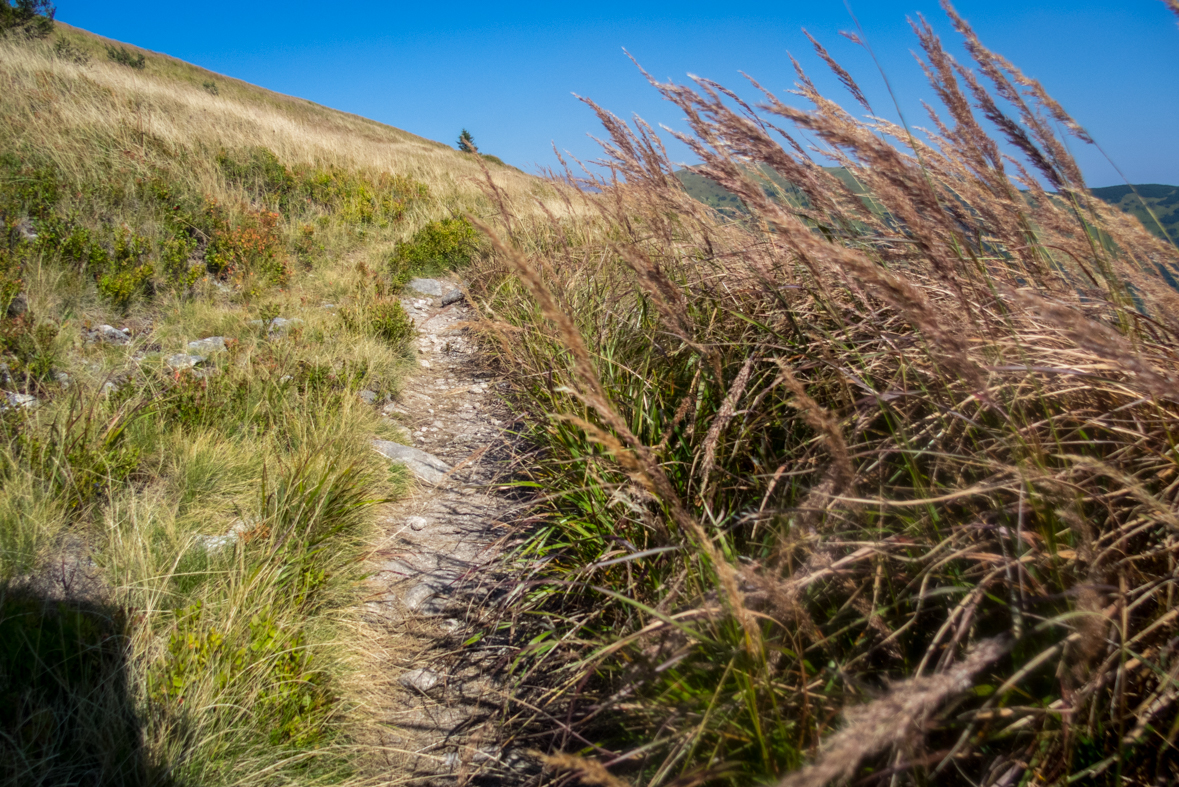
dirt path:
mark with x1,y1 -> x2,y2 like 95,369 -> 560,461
358,278 -> 532,784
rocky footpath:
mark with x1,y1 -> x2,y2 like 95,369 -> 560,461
361,277 -> 534,784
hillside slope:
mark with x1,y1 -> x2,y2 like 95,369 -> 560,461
0,22 -> 548,787
1089,183 -> 1179,243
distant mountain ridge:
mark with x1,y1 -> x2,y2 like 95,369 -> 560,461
675,168 -> 1179,244
1088,184 -> 1178,243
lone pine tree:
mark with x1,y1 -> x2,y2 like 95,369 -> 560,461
456,129 -> 478,153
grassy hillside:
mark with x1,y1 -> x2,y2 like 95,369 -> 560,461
0,21 -> 548,786
1089,183 -> 1179,243
468,8 -> 1179,786
678,168 -> 1179,244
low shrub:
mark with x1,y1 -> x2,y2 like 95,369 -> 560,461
104,44 -> 144,70
0,0 -> 54,38
0,313 -> 58,387
0,153 -> 59,221
217,146 -> 427,227
203,203 -> 288,285
52,37 -> 89,65
8,393 -> 142,513
388,216 -> 479,284
339,298 -> 413,353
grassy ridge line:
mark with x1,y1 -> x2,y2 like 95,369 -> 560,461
53,21 -> 449,151
11,24 -> 544,226
0,25 -> 515,786
467,11 -> 1179,787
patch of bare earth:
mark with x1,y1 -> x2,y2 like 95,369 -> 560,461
355,278 -> 536,784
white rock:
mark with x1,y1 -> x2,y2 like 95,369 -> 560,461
92,324 -> 131,345
398,668 -> 440,693
166,353 -> 204,370
196,519 -> 253,553
2,392 -> 38,410
419,360 -> 431,369
187,336 -> 227,355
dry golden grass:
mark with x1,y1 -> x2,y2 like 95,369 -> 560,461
4,24 -> 548,219
464,5 -> 1179,786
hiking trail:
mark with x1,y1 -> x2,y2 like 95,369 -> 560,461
357,276 -> 534,784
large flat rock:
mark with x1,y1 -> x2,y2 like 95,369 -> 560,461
407,278 -> 444,297
372,439 -> 451,485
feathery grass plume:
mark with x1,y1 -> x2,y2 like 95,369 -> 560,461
1167,0 -> 1179,24
802,28 -> 873,114
542,752 -> 633,787
776,638 -> 1006,787
465,3 -> 1179,785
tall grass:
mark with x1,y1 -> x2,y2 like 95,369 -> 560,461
0,23 -> 521,786
469,5 -> 1179,785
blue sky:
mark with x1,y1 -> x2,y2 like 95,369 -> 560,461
58,1 -> 1179,186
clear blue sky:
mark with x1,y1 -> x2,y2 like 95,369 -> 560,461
58,1 -> 1179,187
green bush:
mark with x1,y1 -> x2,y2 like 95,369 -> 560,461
11,394 -> 142,512
0,314 -> 57,386
338,299 -> 414,353
0,0 -> 54,38
216,147 -> 293,207
0,153 -> 59,221
0,245 -> 21,315
104,45 -> 144,70
52,37 -> 88,65
456,128 -> 477,153
202,80 -> 218,96
388,216 -> 479,284
91,228 -> 154,310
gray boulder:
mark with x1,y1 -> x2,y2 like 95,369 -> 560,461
441,288 -> 464,306
407,278 -> 443,297
5,293 -> 26,318
249,317 -> 304,334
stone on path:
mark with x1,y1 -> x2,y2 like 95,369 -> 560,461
359,389 -> 377,405
407,278 -> 443,297
398,668 -> 441,694
441,288 -> 464,306
372,439 -> 452,485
